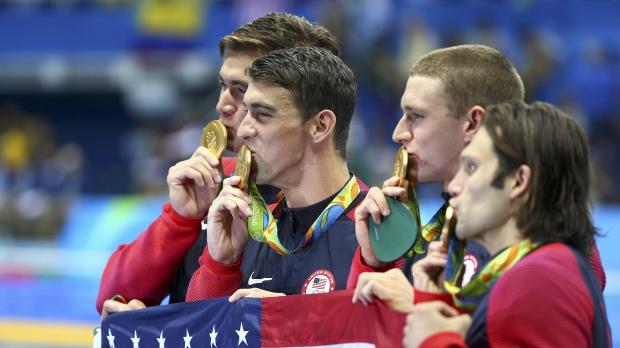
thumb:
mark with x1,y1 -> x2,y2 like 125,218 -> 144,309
450,314 -> 472,335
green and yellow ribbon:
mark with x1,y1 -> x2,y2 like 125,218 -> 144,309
247,176 -> 361,256
403,186 -> 447,256
444,237 -> 541,311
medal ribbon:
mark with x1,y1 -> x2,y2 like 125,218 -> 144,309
247,175 -> 361,256
403,185 -> 447,255
444,237 -> 541,311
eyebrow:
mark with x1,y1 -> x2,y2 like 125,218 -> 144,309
219,75 -> 248,88
459,154 -> 477,163
402,104 -> 428,114
243,101 -> 277,112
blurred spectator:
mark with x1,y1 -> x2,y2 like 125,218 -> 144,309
0,105 -> 83,240
518,28 -> 562,102
0,0 -> 619,204
396,18 -> 439,78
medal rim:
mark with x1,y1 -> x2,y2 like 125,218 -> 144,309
201,120 -> 227,158
441,206 -> 456,252
392,147 -> 409,187
234,144 -> 251,190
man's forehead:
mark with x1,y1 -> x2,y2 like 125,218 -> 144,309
400,75 -> 448,110
463,128 -> 494,160
245,81 -> 293,105
219,52 -> 258,80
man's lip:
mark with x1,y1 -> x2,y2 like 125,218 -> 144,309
403,148 -> 416,158
407,152 -> 419,169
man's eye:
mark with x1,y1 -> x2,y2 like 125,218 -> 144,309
232,87 -> 246,100
408,113 -> 424,121
465,162 -> 477,174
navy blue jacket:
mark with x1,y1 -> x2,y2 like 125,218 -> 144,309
170,181 -> 366,301
240,190 -> 366,295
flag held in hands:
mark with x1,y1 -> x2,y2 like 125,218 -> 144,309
100,290 -> 405,348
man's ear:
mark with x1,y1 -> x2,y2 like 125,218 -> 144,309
463,106 -> 485,144
510,164 -> 531,200
308,109 -> 336,143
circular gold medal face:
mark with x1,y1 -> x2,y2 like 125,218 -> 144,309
441,206 -> 456,252
392,147 -> 409,188
201,120 -> 227,158
234,145 -> 251,190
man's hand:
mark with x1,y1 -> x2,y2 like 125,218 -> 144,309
206,176 -> 252,264
355,176 -> 411,268
101,299 -> 146,321
167,147 -> 222,218
411,241 -> 448,294
403,301 -> 471,348
228,288 -> 285,303
352,268 -> 415,313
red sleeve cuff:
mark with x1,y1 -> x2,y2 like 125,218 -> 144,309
163,203 -> 205,226
356,246 -> 400,272
347,247 -> 398,288
201,248 -> 243,277
347,247 -> 403,289
419,331 -> 467,348
414,288 -> 454,305
356,247 -> 379,272
185,247 -> 244,301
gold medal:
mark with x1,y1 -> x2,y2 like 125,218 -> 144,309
233,145 -> 251,190
201,120 -> 227,158
440,206 -> 456,252
392,147 -> 408,188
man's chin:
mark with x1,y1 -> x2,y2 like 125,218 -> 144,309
247,157 -> 264,185
253,169 -> 266,185
406,166 -> 420,182
454,226 -> 467,242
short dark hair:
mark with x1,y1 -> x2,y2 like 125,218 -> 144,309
248,47 -> 356,159
484,101 -> 595,255
219,12 -> 340,57
411,45 -> 525,118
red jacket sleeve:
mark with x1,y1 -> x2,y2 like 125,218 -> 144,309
346,246 -> 404,289
96,203 -> 203,313
419,332 -> 467,348
589,242 -> 606,291
185,246 -> 244,301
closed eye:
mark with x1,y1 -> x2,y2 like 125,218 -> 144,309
255,111 -> 272,120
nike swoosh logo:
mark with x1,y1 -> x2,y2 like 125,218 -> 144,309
248,271 -> 273,286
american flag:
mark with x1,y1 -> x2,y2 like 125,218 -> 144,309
311,277 -> 328,291
98,290 -> 405,348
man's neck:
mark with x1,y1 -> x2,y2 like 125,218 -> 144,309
474,218 -> 523,256
442,167 -> 459,192
279,154 -> 350,209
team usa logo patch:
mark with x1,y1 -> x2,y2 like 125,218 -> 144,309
301,269 -> 335,295
461,253 -> 479,287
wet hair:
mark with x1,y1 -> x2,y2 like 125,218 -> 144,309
220,12 -> 340,57
249,47 -> 356,159
484,101 -> 595,255
411,45 -> 524,118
